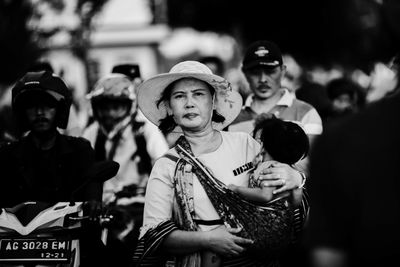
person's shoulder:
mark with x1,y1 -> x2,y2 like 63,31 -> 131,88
82,121 -> 99,137
327,93 -> 400,136
130,112 -> 161,135
363,92 -> 400,120
151,147 -> 179,171
292,97 -> 318,111
230,106 -> 254,125
139,116 -> 163,134
288,97 -> 323,125
0,139 -> 23,163
0,139 -> 18,153
61,134 -> 92,148
0,133 -> 30,151
315,98 -> 389,151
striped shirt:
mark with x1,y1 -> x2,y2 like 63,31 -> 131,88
228,89 -> 323,136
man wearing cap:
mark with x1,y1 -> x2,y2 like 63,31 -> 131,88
228,40 -> 323,144
228,40 -> 322,267
0,70 -> 103,206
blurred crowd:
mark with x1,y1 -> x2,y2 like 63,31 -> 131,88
1,47 -> 398,145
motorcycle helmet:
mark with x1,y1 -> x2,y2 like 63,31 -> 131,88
12,71 -> 72,130
87,73 -> 136,119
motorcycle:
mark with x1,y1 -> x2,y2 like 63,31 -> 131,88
99,184 -> 145,267
0,161 -> 119,267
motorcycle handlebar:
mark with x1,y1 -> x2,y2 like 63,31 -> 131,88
70,160 -> 119,206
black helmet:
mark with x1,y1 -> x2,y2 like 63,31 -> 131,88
12,71 -> 72,129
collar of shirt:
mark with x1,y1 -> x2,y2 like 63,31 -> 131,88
244,88 -> 294,109
100,115 -> 133,140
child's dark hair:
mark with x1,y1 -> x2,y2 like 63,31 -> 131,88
156,78 -> 225,135
253,115 -> 309,165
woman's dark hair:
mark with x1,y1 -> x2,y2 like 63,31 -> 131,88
156,78 -> 225,134
253,115 -> 309,165
158,114 -> 177,135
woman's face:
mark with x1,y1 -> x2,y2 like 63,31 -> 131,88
167,78 -> 214,132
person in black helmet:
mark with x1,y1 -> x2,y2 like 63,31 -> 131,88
0,70 -> 103,207
0,70 -> 112,266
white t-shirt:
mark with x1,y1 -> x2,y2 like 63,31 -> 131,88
141,131 -> 261,234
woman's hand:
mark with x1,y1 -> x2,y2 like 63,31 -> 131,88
204,225 -> 253,257
256,160 -> 303,194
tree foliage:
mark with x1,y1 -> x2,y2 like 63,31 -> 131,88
28,0 -> 109,90
71,0 -> 109,88
167,0 -> 400,71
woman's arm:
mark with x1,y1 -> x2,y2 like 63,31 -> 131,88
253,161 -> 305,206
163,226 -> 254,257
256,161 -> 304,192
162,229 -> 208,254
142,157 -> 253,258
228,184 -> 275,202
228,184 -> 291,203
291,187 -> 303,207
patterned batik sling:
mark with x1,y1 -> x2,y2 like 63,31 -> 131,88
133,135 -> 297,266
174,136 -> 295,256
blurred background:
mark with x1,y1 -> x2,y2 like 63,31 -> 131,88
1,0 -> 400,131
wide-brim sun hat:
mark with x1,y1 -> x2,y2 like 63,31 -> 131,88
137,60 -> 243,131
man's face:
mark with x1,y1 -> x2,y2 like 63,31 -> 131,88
244,65 -> 286,100
96,99 -> 132,130
25,96 -> 58,134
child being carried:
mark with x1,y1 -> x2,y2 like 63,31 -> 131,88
229,115 -> 309,205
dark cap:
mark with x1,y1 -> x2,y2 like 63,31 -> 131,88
112,64 -> 141,81
242,40 -> 283,70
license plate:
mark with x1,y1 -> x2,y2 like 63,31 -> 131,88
0,238 -> 71,262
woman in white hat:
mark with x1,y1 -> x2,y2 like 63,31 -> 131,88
134,61 -> 307,266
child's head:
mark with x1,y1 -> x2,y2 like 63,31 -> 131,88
253,115 -> 309,165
